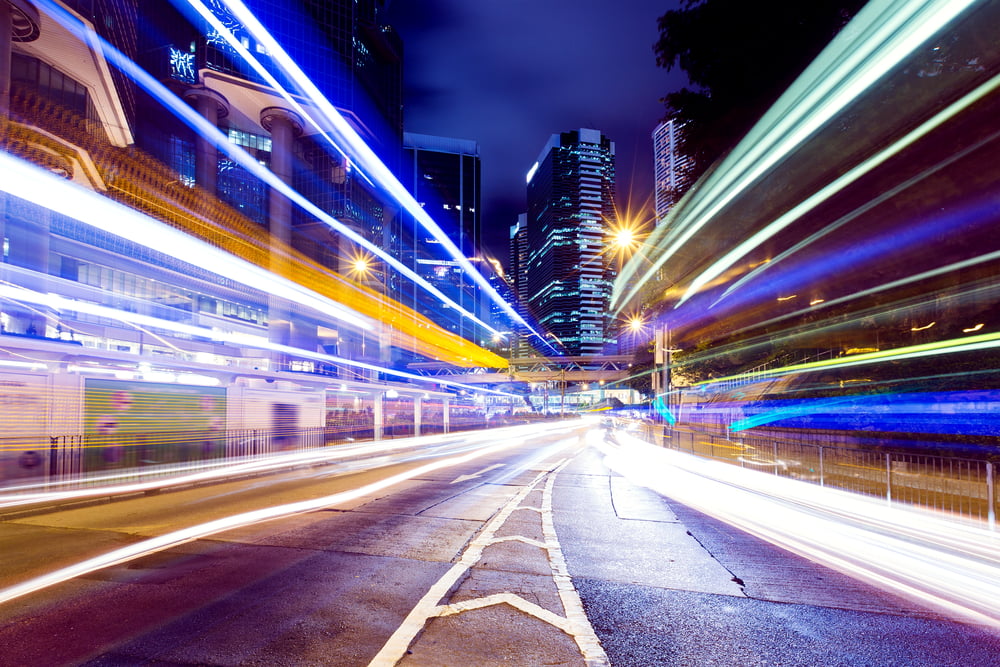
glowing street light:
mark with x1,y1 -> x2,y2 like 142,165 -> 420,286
348,252 -> 378,285
612,227 -> 636,250
607,221 -> 644,261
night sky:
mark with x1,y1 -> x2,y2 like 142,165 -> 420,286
386,1 -> 687,264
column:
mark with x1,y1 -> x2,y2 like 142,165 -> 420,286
373,392 -> 384,441
259,107 -> 303,365
183,86 -> 229,195
414,396 -> 422,438
443,398 -> 451,434
1,1 -> 39,120
1,2 -> 42,336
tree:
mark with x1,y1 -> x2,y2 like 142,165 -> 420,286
654,0 -> 866,182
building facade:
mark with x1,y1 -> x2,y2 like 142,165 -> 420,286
0,0 -> 501,481
400,132 -> 481,338
524,128 -> 616,357
652,119 -> 692,225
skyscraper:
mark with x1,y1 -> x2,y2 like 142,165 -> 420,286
402,132 -> 481,258
525,128 -> 616,357
130,0 -> 405,362
508,214 -> 533,358
401,132 -> 481,338
652,119 -> 692,224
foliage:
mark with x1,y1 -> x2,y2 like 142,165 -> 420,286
654,0 -> 866,181
626,339 -> 656,397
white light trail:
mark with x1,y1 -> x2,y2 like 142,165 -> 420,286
0,422 -> 577,605
0,279 -> 518,397
601,432 -> 1000,628
0,422 -> 553,505
183,0 -> 558,354
0,152 -> 371,330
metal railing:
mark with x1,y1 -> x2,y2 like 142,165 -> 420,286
632,422 -> 998,529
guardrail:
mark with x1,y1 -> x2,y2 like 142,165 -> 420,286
628,421 -> 997,529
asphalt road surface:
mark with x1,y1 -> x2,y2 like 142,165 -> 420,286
0,421 -> 997,666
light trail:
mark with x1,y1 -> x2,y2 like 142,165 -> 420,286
29,0 -> 518,348
600,432 -> 1000,628
683,69 -> 1000,308
0,152 -> 372,331
0,170 -> 498,380
683,265 -> 1000,370
710,125 -> 1000,308
0,279 -> 517,397
0,420 -> 572,506
612,0 -> 982,312
0,420 -> 581,605
691,330 -> 1000,389
187,0 -> 557,353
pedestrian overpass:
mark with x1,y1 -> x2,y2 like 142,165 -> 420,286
407,355 -> 634,386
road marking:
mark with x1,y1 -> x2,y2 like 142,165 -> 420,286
540,467 -> 608,665
369,450 -> 609,666
0,438 -> 530,606
437,592 -> 573,631
450,463 -> 506,484
490,535 -> 548,549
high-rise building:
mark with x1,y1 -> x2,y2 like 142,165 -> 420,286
525,128 -> 616,357
402,132 -> 480,257
508,214 -> 533,358
652,119 -> 692,224
508,214 -> 528,309
126,0 -> 407,364
401,132 -> 481,339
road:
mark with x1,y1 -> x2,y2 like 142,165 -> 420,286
0,421 -> 998,666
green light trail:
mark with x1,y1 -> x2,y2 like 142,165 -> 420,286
612,0 -> 981,313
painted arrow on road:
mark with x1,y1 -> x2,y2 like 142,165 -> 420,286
450,463 -> 506,484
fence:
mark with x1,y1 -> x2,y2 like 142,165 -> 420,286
632,421 -> 998,529
4,421 -> 394,491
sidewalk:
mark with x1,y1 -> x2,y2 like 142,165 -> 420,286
553,444 -> 1000,667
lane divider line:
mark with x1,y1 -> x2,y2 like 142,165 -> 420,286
368,446 -> 609,666
541,465 -> 609,666
367,470 -> 548,666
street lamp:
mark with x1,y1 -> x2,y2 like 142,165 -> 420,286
349,253 -> 375,280
606,220 -> 644,262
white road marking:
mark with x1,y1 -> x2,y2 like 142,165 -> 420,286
368,449 -> 609,666
541,469 -> 609,665
449,463 -> 506,484
489,535 -> 548,550
437,593 -> 574,631
0,438 -> 530,606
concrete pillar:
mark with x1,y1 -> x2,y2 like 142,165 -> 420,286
260,107 -> 303,366
373,393 -> 384,441
414,396 -> 422,438
443,398 -> 451,434
183,86 -> 229,195
1,0 -> 40,120
0,2 -> 11,120
260,106 -> 302,237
